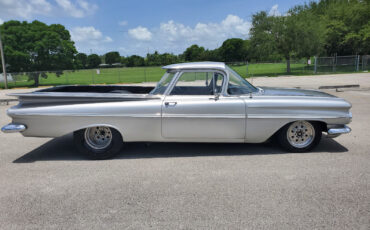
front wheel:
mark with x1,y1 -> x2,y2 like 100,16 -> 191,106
277,121 -> 322,152
74,126 -> 123,160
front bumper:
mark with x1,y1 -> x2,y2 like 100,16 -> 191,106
1,123 -> 27,133
327,125 -> 351,138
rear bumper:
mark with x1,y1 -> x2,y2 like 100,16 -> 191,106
327,125 -> 351,138
1,123 -> 27,133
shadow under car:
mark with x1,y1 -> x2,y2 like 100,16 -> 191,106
13,133 -> 348,163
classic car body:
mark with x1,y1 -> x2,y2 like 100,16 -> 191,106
2,62 -> 352,159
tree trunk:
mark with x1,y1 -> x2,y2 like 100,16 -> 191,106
286,58 -> 291,74
34,75 -> 39,87
29,72 -> 40,87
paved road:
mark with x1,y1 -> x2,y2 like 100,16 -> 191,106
0,78 -> 369,229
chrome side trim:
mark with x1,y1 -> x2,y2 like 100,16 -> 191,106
9,113 -> 161,118
162,114 -> 245,119
248,114 -> 350,119
1,123 -> 27,133
327,125 -> 351,135
10,113 -> 244,119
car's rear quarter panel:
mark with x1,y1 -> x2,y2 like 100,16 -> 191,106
8,99 -> 163,142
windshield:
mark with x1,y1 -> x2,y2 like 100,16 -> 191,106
226,66 -> 258,95
150,71 -> 176,95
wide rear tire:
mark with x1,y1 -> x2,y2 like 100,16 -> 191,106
74,126 -> 123,160
277,121 -> 322,152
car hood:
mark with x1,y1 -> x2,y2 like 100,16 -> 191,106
259,87 -> 336,98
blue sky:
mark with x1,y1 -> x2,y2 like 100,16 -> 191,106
0,0 -> 308,56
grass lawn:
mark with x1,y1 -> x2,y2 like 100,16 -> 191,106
231,62 -> 314,77
0,67 -> 167,89
0,62 -> 360,89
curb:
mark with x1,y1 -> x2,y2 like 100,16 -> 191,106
318,84 -> 360,89
0,99 -> 18,105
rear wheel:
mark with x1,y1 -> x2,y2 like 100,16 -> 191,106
74,126 -> 123,160
277,121 -> 322,152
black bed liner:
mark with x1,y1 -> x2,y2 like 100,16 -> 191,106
37,85 -> 155,94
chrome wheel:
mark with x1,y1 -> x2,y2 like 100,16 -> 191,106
84,126 -> 112,150
287,121 -> 315,148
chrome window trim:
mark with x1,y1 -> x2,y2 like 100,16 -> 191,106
164,69 -> 228,96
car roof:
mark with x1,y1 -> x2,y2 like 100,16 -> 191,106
162,62 -> 226,71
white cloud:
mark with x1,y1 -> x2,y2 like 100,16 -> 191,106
119,20 -> 128,26
121,14 -> 251,56
71,26 -> 112,44
269,4 -> 281,17
104,36 -> 113,42
70,26 -> 113,54
159,14 -> 250,43
0,0 -> 52,19
0,0 -> 97,19
55,0 -> 97,18
128,26 -> 152,41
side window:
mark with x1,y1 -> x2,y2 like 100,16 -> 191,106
170,72 -> 224,95
227,66 -> 257,95
150,72 -> 176,95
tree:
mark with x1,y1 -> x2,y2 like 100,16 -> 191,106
249,12 -> 282,62
159,52 -> 179,65
146,51 -> 179,66
182,45 -> 205,61
200,49 -> 221,61
75,53 -> 87,69
306,0 -> 370,55
146,51 -> 161,66
87,54 -> 101,68
120,56 -> 129,66
219,38 -> 249,62
250,10 -> 324,73
271,15 -> 298,73
250,12 -> 292,71
127,55 -> 145,67
289,6 -> 325,60
0,20 -> 77,86
105,51 -> 120,65
359,22 -> 370,54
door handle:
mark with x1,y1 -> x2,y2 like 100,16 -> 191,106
165,102 -> 177,106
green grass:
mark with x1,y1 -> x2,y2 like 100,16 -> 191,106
0,67 -> 167,89
231,62 -> 314,77
0,63 -> 363,89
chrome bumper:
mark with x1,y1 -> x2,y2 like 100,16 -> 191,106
1,123 -> 27,133
327,125 -> 351,138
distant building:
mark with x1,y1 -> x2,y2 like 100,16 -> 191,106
98,64 -> 110,68
98,63 -> 123,68
0,73 -> 13,82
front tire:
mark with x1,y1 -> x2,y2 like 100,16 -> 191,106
277,121 -> 322,152
74,126 -> 123,160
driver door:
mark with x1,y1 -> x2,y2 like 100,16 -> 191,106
161,71 -> 246,141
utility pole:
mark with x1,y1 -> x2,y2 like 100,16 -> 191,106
0,28 -> 7,89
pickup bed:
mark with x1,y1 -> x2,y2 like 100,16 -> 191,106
38,85 -> 155,94
9,85 -> 158,106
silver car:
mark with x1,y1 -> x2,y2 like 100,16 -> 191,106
2,62 -> 352,159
